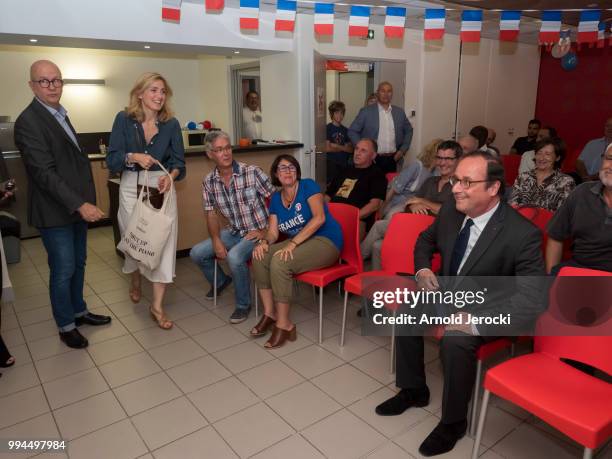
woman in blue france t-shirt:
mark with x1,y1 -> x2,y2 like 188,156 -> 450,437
251,154 -> 343,348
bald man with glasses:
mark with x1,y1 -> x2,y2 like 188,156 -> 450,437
14,60 -> 109,349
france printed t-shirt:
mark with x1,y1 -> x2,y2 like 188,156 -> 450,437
269,178 -> 343,251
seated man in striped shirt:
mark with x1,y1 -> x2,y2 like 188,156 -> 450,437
190,131 -> 276,324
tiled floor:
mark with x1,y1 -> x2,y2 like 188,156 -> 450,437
1,227 -> 609,458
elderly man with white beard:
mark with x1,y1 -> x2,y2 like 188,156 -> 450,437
546,142 -> 612,274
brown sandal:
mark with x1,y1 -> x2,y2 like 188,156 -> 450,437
149,307 -> 173,330
250,315 -> 277,337
264,325 -> 297,349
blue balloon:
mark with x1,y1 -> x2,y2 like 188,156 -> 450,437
187,121 -> 197,130
561,52 -> 578,71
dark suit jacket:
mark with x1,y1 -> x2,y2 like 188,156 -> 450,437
414,200 -> 546,334
14,99 -> 95,228
348,104 -> 413,153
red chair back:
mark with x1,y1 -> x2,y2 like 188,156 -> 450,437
501,154 -> 522,186
517,206 -> 553,256
381,213 -> 434,274
536,267 -> 612,374
385,172 -> 399,183
328,203 -> 363,273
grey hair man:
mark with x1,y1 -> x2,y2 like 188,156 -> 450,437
190,131 -> 276,323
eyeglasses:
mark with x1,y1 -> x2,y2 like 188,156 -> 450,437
435,155 -> 456,162
32,79 -> 64,88
277,165 -> 297,173
449,176 -> 489,189
210,146 -> 232,154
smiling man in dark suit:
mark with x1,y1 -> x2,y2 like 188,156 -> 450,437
14,60 -> 111,349
375,151 -> 545,456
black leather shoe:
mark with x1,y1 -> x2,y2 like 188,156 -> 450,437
418,420 -> 467,457
59,329 -> 89,349
75,313 -> 112,326
375,387 -> 430,416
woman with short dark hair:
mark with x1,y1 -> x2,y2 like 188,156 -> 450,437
251,154 -> 343,348
509,138 -> 575,211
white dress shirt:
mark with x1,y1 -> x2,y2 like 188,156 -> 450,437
457,201 -> 500,335
376,103 -> 396,154
242,106 -> 262,139
518,150 -> 535,175
456,201 -> 500,274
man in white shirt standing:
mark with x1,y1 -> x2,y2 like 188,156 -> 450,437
242,90 -> 262,140
349,81 -> 413,174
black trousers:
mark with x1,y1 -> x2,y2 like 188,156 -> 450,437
395,332 -> 496,424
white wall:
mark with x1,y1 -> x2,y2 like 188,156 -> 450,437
198,55 -> 259,139
0,0 -> 292,54
338,72 -> 368,127
0,45 -> 204,133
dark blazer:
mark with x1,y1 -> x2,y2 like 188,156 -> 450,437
414,200 -> 546,334
348,104 -> 413,153
14,99 -> 95,228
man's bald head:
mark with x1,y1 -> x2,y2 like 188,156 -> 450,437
458,135 -> 479,155
28,60 -> 63,109
30,60 -> 61,81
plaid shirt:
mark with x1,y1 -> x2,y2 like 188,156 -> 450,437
203,161 -> 276,236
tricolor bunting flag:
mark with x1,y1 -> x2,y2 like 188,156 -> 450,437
577,10 -> 601,44
461,10 -> 483,42
539,11 -> 562,44
384,7 -> 406,39
205,0 -> 224,11
499,10 -> 521,41
275,0 -> 297,32
240,0 -> 259,29
349,6 -> 370,37
424,9 -> 445,40
162,0 -> 181,21
597,21 -> 606,48
314,3 -> 334,35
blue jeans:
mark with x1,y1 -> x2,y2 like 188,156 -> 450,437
39,221 -> 89,332
190,229 -> 255,310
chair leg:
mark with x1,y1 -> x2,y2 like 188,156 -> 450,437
213,259 -> 218,308
471,389 -> 490,459
337,280 -> 342,297
389,324 -> 396,374
583,448 -> 593,459
340,291 -> 349,347
312,285 -> 317,305
469,360 -> 483,437
318,286 -> 324,344
254,282 -> 259,319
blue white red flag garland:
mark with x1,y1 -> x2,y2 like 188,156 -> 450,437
159,1 -> 612,49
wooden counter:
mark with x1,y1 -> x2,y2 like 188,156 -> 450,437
107,143 -> 302,253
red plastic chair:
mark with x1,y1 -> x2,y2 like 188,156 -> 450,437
385,172 -> 399,183
294,203 -> 363,343
340,213 -> 435,345
516,207 -> 554,256
501,154 -> 522,186
471,267 -> 612,459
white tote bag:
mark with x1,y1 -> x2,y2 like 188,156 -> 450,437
117,165 -> 174,271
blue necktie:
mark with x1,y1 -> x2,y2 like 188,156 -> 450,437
449,218 -> 474,276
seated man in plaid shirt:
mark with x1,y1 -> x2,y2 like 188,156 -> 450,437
190,131 -> 276,323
